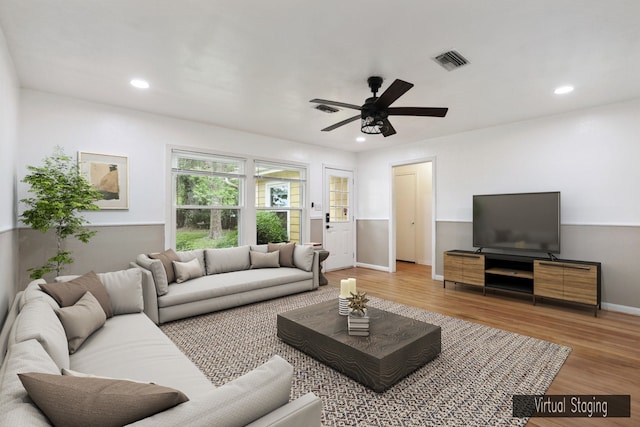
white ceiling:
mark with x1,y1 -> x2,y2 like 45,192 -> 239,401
1,1 -> 639,152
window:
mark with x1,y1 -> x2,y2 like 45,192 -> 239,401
255,161 -> 306,244
329,175 -> 349,222
172,150 -> 245,250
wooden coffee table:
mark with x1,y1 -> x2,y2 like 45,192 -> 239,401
277,299 -> 441,392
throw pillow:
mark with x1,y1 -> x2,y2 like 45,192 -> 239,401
39,271 -> 113,318
18,372 -> 189,427
173,258 -> 204,284
62,368 -> 154,384
97,269 -> 144,315
137,254 -> 169,296
148,249 -> 180,284
54,291 -> 106,353
268,242 -> 295,267
293,244 -> 315,272
250,250 -> 280,269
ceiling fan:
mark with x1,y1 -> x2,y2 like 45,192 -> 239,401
310,76 -> 448,137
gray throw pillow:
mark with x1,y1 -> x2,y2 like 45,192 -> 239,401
268,242 -> 295,267
54,291 -> 106,353
250,250 -> 280,269
293,244 -> 315,272
97,269 -> 144,315
148,249 -> 180,284
173,258 -> 204,283
40,271 -> 113,318
18,372 -> 189,427
205,246 -> 251,274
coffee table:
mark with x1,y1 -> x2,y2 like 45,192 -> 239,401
277,299 -> 441,392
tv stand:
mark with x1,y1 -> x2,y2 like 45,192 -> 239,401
443,250 -> 601,316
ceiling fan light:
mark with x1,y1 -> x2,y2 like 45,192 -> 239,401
361,117 -> 384,134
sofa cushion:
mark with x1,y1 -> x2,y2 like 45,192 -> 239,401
55,292 -> 107,354
56,269 -> 144,316
69,313 -> 215,398
136,254 -> 170,296
157,268 -> 313,308
177,249 -> 206,277
18,372 -> 189,427
293,244 -> 315,272
149,249 -> 180,284
127,355 -> 292,427
268,242 -> 295,267
40,271 -> 113,318
9,299 -> 69,370
250,250 -> 280,269
0,339 -> 59,426
205,246 -> 251,275
19,280 -> 58,311
250,244 -> 268,253
173,258 -> 204,283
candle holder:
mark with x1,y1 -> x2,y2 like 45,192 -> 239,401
338,296 -> 349,316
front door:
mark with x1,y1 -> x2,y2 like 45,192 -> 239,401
323,167 -> 354,271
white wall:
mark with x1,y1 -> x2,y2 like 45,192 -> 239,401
17,90 -> 356,231
358,98 -> 640,225
0,24 -> 19,325
0,26 -> 18,231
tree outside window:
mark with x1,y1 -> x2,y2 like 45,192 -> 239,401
173,151 -> 244,250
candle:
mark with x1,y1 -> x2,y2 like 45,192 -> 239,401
348,278 -> 356,295
340,279 -> 350,298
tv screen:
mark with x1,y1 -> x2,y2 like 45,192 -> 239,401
473,192 -> 561,253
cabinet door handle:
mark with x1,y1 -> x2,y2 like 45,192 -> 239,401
538,262 -> 564,268
538,262 -> 591,271
447,253 -> 481,259
563,264 -> 592,271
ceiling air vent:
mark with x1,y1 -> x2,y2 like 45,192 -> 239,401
434,50 -> 469,71
314,104 -> 340,113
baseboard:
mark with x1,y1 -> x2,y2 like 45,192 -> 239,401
601,302 -> 640,316
434,274 -> 444,281
355,262 -> 391,272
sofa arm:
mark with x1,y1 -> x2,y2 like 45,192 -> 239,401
127,355 -> 301,427
311,251 -> 320,289
129,262 -> 159,325
245,392 -> 322,427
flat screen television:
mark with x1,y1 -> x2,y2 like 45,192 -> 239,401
473,191 -> 561,254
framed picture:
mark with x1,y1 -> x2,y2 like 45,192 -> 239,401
78,152 -> 129,210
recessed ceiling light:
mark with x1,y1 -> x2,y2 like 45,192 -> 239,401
554,85 -> 574,95
356,136 -> 366,142
130,79 -> 150,89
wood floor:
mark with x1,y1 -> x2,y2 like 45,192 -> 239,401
325,262 -> 639,427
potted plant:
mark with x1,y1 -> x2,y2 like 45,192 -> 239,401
20,146 -> 103,279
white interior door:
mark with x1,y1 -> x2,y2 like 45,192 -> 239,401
395,173 -> 416,262
323,168 -> 354,271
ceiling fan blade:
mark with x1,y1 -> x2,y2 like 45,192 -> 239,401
375,79 -> 414,108
387,107 -> 448,117
310,99 -> 362,110
321,115 -> 360,131
381,119 -> 396,137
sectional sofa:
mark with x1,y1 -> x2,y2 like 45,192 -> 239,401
134,243 -> 319,324
0,267 -> 322,426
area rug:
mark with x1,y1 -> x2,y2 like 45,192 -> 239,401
161,288 -> 571,426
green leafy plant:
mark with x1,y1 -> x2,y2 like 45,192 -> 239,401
256,211 -> 288,244
20,147 -> 103,279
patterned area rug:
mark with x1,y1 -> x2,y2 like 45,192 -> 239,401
161,287 -> 571,426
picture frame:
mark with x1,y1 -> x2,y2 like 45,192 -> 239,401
78,152 -> 129,210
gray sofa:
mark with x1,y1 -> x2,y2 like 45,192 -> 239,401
0,269 -> 322,426
134,244 -> 319,324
